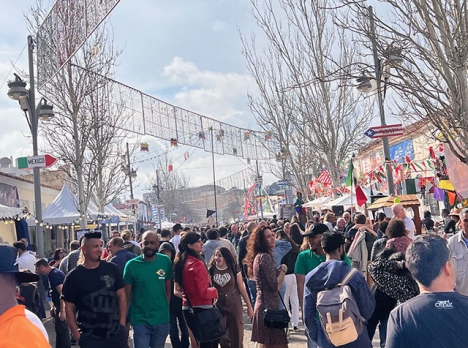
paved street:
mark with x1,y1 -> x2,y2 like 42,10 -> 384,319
42,308 -> 381,347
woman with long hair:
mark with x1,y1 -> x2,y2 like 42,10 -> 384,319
244,226 -> 288,348
174,232 -> 219,348
48,248 -> 65,267
208,247 -> 253,348
288,223 -> 303,246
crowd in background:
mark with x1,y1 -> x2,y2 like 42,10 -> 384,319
3,202 -> 468,348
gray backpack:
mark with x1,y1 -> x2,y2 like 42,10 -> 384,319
316,268 -> 364,346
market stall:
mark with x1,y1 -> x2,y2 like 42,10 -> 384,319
367,194 -> 422,235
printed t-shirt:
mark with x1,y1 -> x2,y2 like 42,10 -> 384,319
387,292 -> 468,348
48,267 -> 65,310
211,264 -> 241,294
0,305 -> 50,348
123,253 -> 173,326
294,250 -> 351,275
62,261 -> 124,338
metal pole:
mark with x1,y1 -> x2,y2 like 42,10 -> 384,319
156,170 -> 162,229
126,142 -> 134,199
27,36 -> 45,257
256,160 -> 264,219
210,128 -> 218,225
368,6 -> 395,195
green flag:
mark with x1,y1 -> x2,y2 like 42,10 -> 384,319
345,159 -> 354,187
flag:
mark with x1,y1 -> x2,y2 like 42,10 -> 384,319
345,159 -> 354,187
318,170 -> 332,186
355,185 -> 368,206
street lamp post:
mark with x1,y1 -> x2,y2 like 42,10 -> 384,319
152,170 -> 162,229
7,36 -> 55,257
356,6 -> 402,196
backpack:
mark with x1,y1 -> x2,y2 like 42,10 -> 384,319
316,268 -> 364,346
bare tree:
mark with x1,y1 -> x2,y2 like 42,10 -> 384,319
146,153 -> 192,222
27,1 -> 131,225
242,0 -> 373,193
341,0 -> 468,163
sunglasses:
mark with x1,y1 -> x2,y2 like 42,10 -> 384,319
464,219 -> 468,223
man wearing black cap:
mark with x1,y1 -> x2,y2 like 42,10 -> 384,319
295,224 -> 353,308
170,223 -> 183,253
62,231 -> 127,348
0,244 -> 50,347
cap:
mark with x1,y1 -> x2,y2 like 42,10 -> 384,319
303,223 -> 330,237
173,223 -> 183,232
0,244 -> 39,282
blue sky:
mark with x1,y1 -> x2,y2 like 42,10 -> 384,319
0,0 -> 267,197
0,0 -> 396,199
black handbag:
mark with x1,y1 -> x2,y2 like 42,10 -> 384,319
261,261 -> 290,329
185,295 -> 227,342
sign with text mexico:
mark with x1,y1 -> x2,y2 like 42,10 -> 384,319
17,155 -> 57,169
364,124 -> 404,139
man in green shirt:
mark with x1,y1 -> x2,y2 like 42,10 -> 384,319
124,231 -> 173,348
295,223 -> 351,309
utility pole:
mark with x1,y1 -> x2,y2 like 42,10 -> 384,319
126,142 -> 134,199
155,170 -> 162,228
256,160 -> 264,220
210,127 -> 218,225
368,6 -> 395,195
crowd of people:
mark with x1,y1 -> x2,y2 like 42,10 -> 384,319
2,204 -> 468,348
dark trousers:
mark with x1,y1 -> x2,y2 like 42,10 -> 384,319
55,316 -> 71,348
183,309 -> 219,348
170,307 -> 190,348
79,325 -> 127,348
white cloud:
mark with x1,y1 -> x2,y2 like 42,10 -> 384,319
211,19 -> 227,32
161,56 -> 257,125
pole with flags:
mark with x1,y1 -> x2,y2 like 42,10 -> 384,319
345,157 -> 355,214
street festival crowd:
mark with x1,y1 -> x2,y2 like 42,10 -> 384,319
2,202 -> 468,348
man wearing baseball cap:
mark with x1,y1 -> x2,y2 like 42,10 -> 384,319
0,243 -> 50,347
294,224 -> 353,307
170,223 -> 183,253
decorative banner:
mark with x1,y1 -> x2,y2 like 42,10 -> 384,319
444,143 -> 468,198
390,139 -> 415,163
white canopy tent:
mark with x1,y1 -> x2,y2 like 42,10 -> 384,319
28,184 -> 130,226
303,196 -> 332,209
0,204 -> 24,219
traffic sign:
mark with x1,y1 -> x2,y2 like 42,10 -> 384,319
277,179 -> 290,187
17,155 -> 57,169
364,124 -> 403,139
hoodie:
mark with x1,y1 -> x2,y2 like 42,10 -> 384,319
202,240 -> 222,265
304,259 -> 375,348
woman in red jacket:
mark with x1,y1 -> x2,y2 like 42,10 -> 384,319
174,232 -> 219,348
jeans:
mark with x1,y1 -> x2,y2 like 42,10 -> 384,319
79,325 -> 127,348
54,315 -> 71,348
283,273 -> 300,327
378,319 -> 388,348
247,279 -> 257,307
170,309 -> 189,348
133,323 -> 170,348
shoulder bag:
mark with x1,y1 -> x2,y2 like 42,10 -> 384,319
261,257 -> 290,329
185,291 -> 226,342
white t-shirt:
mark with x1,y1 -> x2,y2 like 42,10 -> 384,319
170,234 -> 181,253
405,216 -> 416,240
17,252 -> 37,273
25,309 -> 49,342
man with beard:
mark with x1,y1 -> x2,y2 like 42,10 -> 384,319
124,231 -> 173,348
62,231 -> 127,348
295,224 -> 352,310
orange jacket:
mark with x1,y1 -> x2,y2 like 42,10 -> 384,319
182,255 -> 218,307
0,305 -> 50,348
